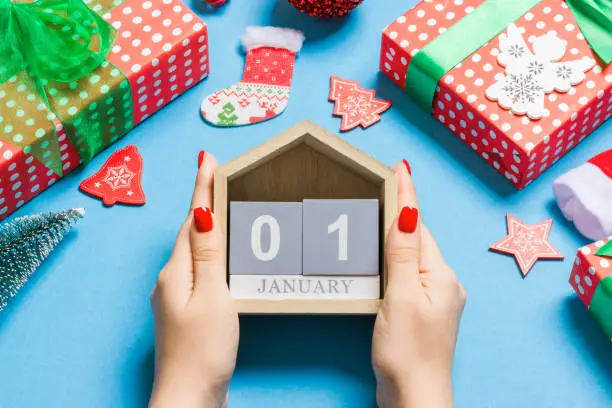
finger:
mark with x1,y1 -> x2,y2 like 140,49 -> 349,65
385,161 -> 422,296
189,150 -> 218,214
168,216 -> 192,263
155,151 -> 217,306
393,161 -> 448,279
421,226 -> 457,281
190,207 -> 227,292
421,226 -> 463,301
189,152 -> 227,292
167,150 -> 212,265
420,225 -> 445,268
396,160 -> 418,210
154,211 -> 194,307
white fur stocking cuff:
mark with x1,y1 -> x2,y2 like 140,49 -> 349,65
241,26 -> 305,53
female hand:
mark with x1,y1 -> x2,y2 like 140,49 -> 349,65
372,161 -> 466,408
150,152 -> 239,408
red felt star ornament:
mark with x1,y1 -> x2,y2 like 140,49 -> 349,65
79,145 -> 146,206
329,76 -> 391,132
490,214 -> 563,277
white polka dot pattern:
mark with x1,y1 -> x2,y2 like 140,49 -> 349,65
569,237 -> 612,308
381,0 -> 612,189
105,0 -> 209,124
0,120 -> 79,218
0,0 -> 209,220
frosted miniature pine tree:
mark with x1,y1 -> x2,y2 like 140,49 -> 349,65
0,208 -> 85,311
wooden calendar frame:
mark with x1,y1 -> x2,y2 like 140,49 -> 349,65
214,120 -> 397,314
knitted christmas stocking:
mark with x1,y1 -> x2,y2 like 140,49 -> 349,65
200,27 -> 305,127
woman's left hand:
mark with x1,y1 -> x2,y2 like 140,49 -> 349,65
150,152 -> 239,408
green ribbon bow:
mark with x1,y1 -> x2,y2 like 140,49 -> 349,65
589,275 -> 612,340
0,0 -> 118,175
405,0 -> 612,113
566,0 -> 612,64
0,0 -> 114,84
595,240 -> 612,257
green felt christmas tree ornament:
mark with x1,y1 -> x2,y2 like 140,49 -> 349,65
0,208 -> 84,311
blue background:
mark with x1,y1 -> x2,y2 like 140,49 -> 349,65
1,0 -> 611,407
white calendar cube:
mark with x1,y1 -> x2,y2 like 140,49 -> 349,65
229,202 -> 303,275
302,199 -> 379,276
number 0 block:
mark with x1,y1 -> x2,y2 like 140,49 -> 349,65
229,202 -> 303,275
302,199 -> 379,276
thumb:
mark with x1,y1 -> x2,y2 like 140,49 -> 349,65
189,152 -> 227,294
190,207 -> 227,292
385,161 -> 422,297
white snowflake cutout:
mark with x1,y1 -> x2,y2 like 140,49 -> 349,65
544,57 -> 596,93
486,24 -> 595,120
496,24 -> 536,71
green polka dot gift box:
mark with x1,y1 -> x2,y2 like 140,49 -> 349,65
570,238 -> 612,341
0,0 -> 209,219
381,0 -> 611,189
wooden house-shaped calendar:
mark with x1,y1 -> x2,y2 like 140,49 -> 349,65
214,121 -> 397,314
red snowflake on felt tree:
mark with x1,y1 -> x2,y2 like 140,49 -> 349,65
329,76 -> 391,132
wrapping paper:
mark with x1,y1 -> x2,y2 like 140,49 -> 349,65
0,0 -> 209,219
381,0 -> 611,189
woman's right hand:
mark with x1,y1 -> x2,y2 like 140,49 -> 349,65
372,160 -> 466,408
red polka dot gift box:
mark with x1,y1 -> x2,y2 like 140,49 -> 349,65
381,0 -> 611,189
570,238 -> 612,341
0,0 -> 209,220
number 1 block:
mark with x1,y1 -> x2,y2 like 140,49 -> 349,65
229,202 -> 303,275
302,199 -> 379,276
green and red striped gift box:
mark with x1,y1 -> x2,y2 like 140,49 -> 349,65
570,238 -> 612,341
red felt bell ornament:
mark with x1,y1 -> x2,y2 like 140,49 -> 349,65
288,0 -> 364,18
79,145 -> 146,206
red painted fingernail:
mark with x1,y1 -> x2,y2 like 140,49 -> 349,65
398,206 -> 419,233
194,207 -> 213,232
198,150 -> 206,169
402,159 -> 412,175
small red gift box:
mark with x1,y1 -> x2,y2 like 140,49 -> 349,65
570,238 -> 612,340
381,0 -> 611,189
0,0 -> 209,219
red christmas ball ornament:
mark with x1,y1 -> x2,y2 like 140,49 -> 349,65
205,0 -> 227,6
288,0 -> 364,18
